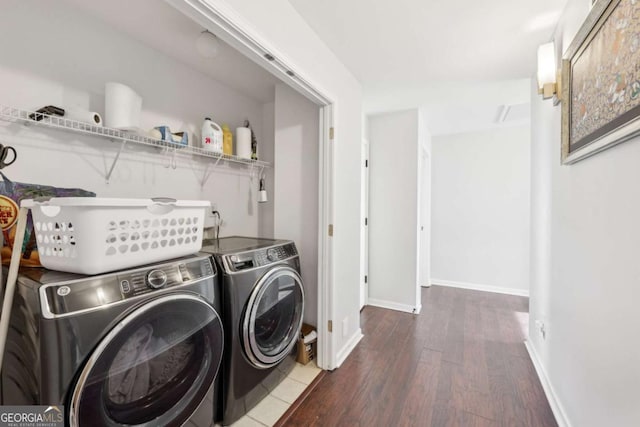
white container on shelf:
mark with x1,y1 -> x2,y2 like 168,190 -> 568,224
202,118 -> 223,153
236,126 -> 251,159
22,197 -> 210,275
104,82 -> 142,130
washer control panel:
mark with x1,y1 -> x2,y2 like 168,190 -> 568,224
41,256 -> 217,318
226,243 -> 298,272
118,257 -> 215,297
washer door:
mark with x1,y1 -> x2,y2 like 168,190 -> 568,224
69,294 -> 223,427
242,266 -> 304,368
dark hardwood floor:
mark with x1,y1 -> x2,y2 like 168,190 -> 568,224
279,285 -> 557,427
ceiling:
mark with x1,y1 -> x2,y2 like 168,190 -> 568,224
288,0 -> 566,86
288,0 -> 568,133
64,0 -> 280,103
60,0 -> 567,134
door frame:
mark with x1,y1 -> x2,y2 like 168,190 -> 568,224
360,138 -> 369,310
166,0 -> 336,369
418,146 -> 431,290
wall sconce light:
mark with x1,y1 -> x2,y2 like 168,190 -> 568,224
196,30 -> 220,58
537,41 -> 560,102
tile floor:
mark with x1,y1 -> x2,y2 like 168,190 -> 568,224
230,361 -> 322,427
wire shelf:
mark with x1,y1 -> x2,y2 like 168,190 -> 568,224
0,104 -> 271,177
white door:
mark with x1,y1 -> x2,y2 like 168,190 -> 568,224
360,139 -> 370,309
419,147 -> 431,288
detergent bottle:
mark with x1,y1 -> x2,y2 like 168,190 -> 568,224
222,124 -> 233,156
202,118 -> 223,153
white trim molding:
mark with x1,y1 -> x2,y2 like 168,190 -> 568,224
525,341 -> 571,427
414,303 -> 422,315
367,298 -> 422,314
335,329 -> 363,368
167,0 -> 338,371
431,278 -> 529,297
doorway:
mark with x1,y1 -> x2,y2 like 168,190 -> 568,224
419,147 -> 431,289
166,0 -> 336,369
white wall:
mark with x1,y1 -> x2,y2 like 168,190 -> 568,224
368,110 -> 421,312
0,1 -> 272,237
529,1 -> 640,426
365,79 -> 531,115
431,126 -> 531,295
259,101 -> 276,238
274,83 -> 319,327
194,0 -> 364,367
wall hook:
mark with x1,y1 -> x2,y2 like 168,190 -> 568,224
164,147 -> 177,169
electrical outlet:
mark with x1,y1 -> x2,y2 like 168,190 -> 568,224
204,207 -> 221,228
203,212 -> 216,228
342,317 -> 349,338
535,320 -> 546,340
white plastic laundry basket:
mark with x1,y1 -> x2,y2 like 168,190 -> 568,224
21,197 -> 210,275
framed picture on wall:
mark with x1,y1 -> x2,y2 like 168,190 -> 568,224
561,0 -> 640,164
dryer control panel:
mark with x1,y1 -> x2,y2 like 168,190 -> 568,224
225,243 -> 298,272
40,256 -> 216,318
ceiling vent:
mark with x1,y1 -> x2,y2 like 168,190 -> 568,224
495,103 -> 530,123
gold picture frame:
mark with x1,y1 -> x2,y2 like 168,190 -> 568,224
561,0 -> 640,164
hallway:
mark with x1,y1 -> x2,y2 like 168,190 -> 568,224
279,286 -> 556,426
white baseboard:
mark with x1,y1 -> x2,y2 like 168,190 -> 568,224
414,303 -> 422,315
431,278 -> 529,297
335,328 -> 363,368
525,341 -> 571,427
367,298 -> 421,314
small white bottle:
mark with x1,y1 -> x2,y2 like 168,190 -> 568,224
202,117 -> 223,153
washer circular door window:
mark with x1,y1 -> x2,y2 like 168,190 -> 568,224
243,266 -> 304,368
69,294 -> 223,427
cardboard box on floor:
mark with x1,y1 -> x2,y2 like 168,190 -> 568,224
296,323 -> 316,365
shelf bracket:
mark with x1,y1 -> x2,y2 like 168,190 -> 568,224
106,138 -> 127,184
200,162 -> 213,187
202,155 -> 222,187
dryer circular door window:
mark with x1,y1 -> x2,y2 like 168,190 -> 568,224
69,294 -> 223,427
242,266 -> 304,368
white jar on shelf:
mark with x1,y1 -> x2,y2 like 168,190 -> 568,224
236,126 -> 251,159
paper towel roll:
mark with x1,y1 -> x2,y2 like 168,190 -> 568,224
236,127 -> 251,159
104,82 -> 142,130
65,109 -> 102,126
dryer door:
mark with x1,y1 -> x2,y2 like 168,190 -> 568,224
242,266 -> 304,368
69,294 -> 223,427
